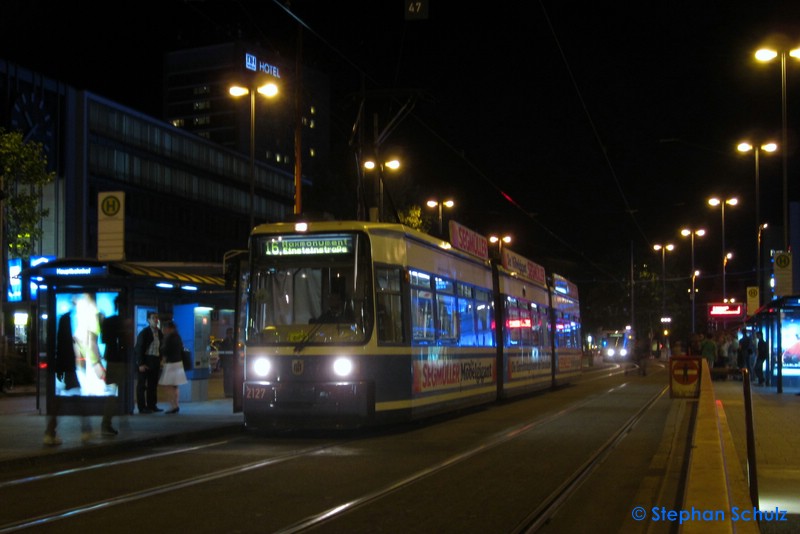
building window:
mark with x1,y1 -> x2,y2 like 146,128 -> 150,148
171,118 -> 184,128
309,120 -> 315,129
309,148 -> 315,157
193,85 -> 211,95
193,101 -> 210,111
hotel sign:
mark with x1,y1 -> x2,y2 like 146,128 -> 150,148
244,53 -> 281,79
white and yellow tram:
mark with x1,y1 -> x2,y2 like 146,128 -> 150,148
241,220 -> 582,430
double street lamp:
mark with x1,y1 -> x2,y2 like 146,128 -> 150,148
489,234 -> 512,260
755,45 -> 800,250
229,81 -> 279,230
680,228 -> 705,333
363,158 -> 401,222
427,199 -> 455,237
738,141 -> 777,300
708,197 -> 737,300
653,243 -> 674,317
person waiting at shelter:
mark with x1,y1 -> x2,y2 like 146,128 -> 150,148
755,331 -> 768,386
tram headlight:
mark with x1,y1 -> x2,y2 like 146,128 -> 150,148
252,357 -> 272,378
607,348 -> 615,357
332,357 -> 353,377
620,348 -> 628,357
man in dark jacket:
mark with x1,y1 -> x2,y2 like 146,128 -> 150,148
134,311 -> 163,413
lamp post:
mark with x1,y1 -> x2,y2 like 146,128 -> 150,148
363,158 -> 400,222
653,243 -> 674,317
758,223 -> 769,304
723,252 -> 734,301
230,81 -> 279,230
708,197 -> 737,300
738,141 -> 777,300
426,199 -> 455,236
755,45 -> 800,250
681,228 -> 705,333
689,269 -> 700,333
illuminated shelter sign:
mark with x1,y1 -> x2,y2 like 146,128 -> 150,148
263,235 -> 353,256
38,266 -> 109,277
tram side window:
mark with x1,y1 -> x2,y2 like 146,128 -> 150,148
475,289 -> 494,347
530,307 -> 544,349
376,267 -> 404,344
519,305 -> 533,346
436,277 -> 457,343
410,271 -> 434,343
457,284 -> 477,346
505,297 -> 521,347
555,313 -> 580,349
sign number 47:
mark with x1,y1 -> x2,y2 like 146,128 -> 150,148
405,0 -> 428,20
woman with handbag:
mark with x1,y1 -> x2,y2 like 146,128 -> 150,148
158,320 -> 188,414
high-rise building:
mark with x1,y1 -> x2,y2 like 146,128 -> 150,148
163,42 -> 330,209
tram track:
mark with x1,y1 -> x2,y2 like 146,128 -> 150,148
0,369 -> 673,533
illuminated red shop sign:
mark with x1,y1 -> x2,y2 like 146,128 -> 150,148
707,303 -> 744,318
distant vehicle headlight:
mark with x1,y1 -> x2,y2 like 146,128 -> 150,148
252,357 -> 271,378
620,348 -> 628,357
332,357 -> 353,377
607,348 -> 615,357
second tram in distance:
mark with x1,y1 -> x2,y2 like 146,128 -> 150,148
241,220 -> 582,430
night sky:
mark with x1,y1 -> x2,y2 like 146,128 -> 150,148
2,0 -> 799,308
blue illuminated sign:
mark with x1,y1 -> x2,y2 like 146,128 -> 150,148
7,259 -> 22,302
29,256 -> 54,300
38,266 -> 108,277
244,53 -> 281,78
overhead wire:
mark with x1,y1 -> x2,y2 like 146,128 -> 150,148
271,0 -> 627,286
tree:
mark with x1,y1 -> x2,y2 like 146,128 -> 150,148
397,204 -> 431,233
0,128 -> 54,259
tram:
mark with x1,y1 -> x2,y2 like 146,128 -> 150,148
599,328 -> 634,361
240,220 -> 582,430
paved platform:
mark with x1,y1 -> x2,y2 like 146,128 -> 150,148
712,377 -> 800,533
0,372 -> 243,470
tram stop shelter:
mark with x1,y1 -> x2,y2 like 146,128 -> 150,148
23,258 -> 233,417
747,295 -> 800,393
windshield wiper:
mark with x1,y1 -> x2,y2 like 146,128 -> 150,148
294,322 -> 324,353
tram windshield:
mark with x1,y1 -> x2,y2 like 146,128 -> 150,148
247,232 -> 372,346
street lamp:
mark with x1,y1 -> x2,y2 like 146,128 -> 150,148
723,252 -> 734,302
680,228 -> 705,333
755,45 -> 800,250
758,223 -> 769,304
708,197 -> 738,300
489,234 -> 512,260
229,81 -> 279,230
738,141 -> 777,291
653,243 -> 675,317
688,269 -> 701,332
427,199 -> 455,236
363,158 -> 401,222
737,141 -> 776,251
